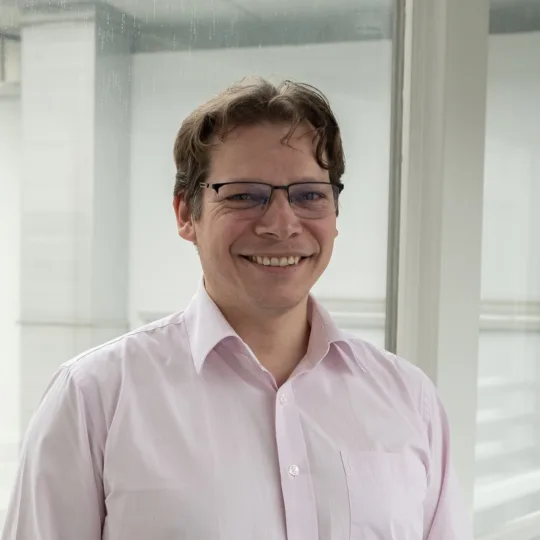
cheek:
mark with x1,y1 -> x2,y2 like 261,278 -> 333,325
198,216 -> 249,256
312,221 -> 338,248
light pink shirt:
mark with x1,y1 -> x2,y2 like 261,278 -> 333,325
2,284 -> 472,540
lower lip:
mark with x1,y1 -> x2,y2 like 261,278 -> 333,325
241,256 -> 309,273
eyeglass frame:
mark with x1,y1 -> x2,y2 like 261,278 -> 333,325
199,180 -> 344,217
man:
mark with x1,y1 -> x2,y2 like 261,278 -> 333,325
2,78 -> 472,539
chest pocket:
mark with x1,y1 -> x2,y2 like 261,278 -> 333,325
341,451 -> 427,539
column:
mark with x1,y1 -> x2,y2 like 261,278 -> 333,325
19,3 -> 133,432
397,0 -> 490,509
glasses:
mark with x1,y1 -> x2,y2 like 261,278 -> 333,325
200,181 -> 343,219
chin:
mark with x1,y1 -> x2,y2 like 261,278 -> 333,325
248,288 -> 308,313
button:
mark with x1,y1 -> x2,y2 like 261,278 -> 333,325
279,393 -> 288,405
288,465 -> 300,477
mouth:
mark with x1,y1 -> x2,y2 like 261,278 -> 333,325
240,255 -> 310,268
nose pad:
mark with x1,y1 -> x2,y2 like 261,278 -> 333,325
264,188 -> 291,213
255,190 -> 302,239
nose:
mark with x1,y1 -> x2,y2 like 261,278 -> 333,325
254,189 -> 302,240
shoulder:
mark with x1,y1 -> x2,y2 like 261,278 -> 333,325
341,335 -> 427,380
63,311 -> 189,383
339,335 -> 435,418
23,312 -> 193,456
39,312 -> 191,425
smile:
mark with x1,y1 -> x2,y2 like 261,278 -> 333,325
241,255 -> 308,267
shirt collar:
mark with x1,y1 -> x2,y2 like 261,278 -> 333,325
305,296 -> 368,373
183,280 -> 239,374
183,279 -> 367,374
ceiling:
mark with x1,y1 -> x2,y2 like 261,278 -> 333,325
1,0 -> 389,32
111,0 -> 391,24
1,0 -> 540,44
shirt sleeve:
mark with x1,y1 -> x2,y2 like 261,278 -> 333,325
1,367 -> 105,540
422,376 -> 475,540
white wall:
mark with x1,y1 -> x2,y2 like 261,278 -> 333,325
482,33 -> 540,302
129,41 -> 393,324
475,32 -> 540,538
129,33 -> 540,324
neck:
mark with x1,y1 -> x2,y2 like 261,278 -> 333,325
217,298 -> 311,387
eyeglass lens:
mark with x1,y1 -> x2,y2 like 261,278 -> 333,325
214,182 -> 339,218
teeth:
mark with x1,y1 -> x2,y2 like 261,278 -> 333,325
248,256 -> 304,267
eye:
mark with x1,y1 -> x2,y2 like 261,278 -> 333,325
301,191 -> 324,201
228,193 -> 253,201
292,190 -> 327,202
227,193 -> 268,204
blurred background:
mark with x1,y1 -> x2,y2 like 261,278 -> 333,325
0,0 -> 538,538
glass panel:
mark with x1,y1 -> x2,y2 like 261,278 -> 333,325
0,89 -> 20,531
130,3 -> 396,344
0,0 -> 397,529
475,2 -> 540,537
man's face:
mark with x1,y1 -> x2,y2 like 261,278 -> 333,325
175,122 -> 339,316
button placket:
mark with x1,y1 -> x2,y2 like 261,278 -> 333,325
274,383 -> 318,538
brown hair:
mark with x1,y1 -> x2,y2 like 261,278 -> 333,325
173,77 -> 345,219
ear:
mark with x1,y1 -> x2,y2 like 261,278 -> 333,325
173,193 -> 197,243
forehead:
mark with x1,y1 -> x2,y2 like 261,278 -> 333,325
207,122 -> 328,183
